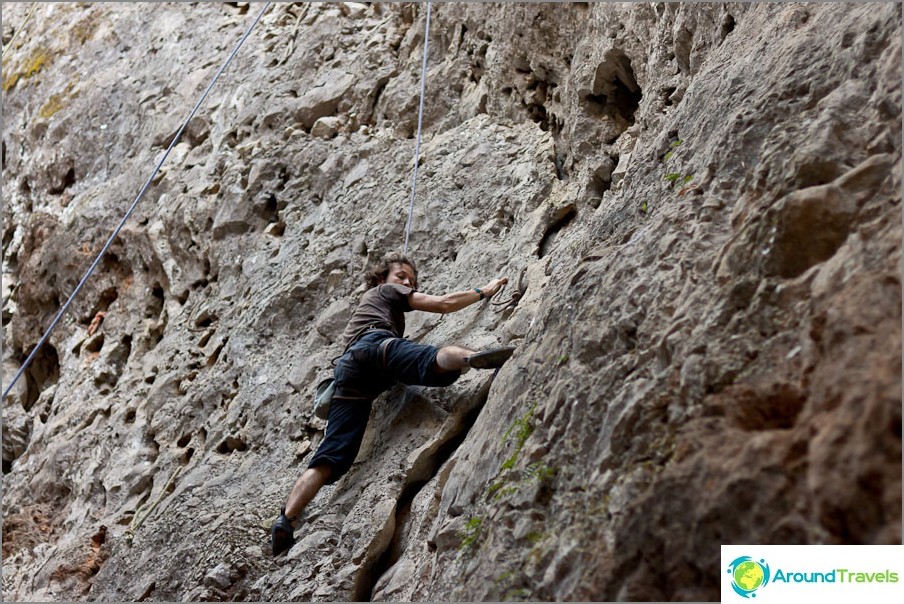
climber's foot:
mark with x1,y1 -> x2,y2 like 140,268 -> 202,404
467,346 -> 516,369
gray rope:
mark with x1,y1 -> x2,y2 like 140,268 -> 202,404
403,1 -> 431,256
1,2 -> 39,60
2,3 -> 271,401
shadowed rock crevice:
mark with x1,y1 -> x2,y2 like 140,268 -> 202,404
582,49 -> 642,135
356,379 -> 494,601
586,157 -> 616,206
721,13 -> 736,41
216,435 -> 248,455
538,204 -> 577,258
87,286 -> 118,323
709,382 -> 807,431
49,166 -> 76,195
23,343 -> 60,412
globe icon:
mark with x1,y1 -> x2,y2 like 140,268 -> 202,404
733,560 -> 765,592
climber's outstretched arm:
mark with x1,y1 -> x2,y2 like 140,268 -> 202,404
409,277 -> 508,314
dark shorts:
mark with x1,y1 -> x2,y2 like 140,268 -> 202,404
308,331 -> 461,484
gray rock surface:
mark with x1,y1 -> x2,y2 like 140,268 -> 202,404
1,2 -> 900,601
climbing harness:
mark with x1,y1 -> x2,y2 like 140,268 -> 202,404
1,2 -> 38,60
402,1 -> 432,255
2,3 -> 271,401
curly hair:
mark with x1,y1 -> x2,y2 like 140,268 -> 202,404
364,253 -> 418,289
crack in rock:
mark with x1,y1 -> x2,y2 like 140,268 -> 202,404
354,376 -> 495,601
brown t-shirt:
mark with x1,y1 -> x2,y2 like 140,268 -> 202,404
341,283 -> 413,348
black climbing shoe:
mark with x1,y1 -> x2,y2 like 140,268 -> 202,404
271,511 -> 295,556
467,346 -> 516,369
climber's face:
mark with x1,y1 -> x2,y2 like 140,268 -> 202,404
385,262 -> 417,290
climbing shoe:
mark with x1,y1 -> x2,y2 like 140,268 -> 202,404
467,346 -> 516,369
271,511 -> 295,556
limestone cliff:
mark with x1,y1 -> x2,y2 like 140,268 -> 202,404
2,2 -> 900,601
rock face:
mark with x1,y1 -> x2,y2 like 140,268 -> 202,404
1,2 -> 900,601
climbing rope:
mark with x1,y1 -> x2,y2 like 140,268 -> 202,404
1,2 -> 38,60
123,466 -> 182,546
2,3 -> 271,401
402,1 -> 431,256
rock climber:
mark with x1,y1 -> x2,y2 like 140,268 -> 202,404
271,252 -> 514,555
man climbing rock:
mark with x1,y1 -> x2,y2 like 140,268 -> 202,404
271,252 -> 514,555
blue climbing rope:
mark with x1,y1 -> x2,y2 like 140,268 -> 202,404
2,3 -> 271,401
403,1 -> 431,256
